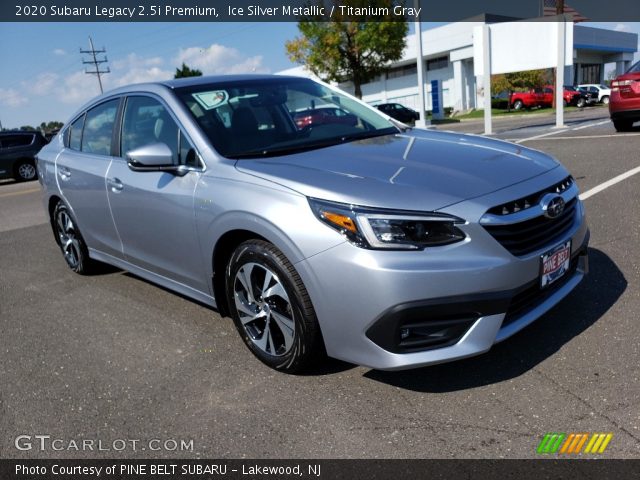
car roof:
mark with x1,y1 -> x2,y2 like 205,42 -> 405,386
159,74 -> 299,89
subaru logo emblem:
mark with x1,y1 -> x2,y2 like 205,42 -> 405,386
542,194 -> 565,219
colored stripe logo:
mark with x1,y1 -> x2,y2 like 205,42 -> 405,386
537,433 -> 612,454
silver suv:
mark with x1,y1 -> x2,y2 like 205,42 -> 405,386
37,75 -> 589,372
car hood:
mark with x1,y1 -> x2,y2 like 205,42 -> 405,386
235,129 -> 559,211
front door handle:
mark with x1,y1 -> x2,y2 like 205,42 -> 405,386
58,166 -> 71,180
107,177 -> 124,192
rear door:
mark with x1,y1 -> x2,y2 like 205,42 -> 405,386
106,94 -> 208,291
55,98 -> 123,258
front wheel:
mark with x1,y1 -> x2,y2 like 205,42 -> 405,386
512,100 -> 524,110
52,202 -> 95,274
577,98 -> 586,108
225,240 -> 324,373
601,96 -> 610,105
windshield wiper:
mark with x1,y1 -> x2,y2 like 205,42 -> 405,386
230,128 -> 399,159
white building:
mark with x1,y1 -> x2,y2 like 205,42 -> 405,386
279,16 -> 638,113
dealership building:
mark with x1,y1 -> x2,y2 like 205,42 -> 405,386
279,17 -> 638,113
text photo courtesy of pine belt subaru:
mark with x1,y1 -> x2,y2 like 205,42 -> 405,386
36,75 -> 589,373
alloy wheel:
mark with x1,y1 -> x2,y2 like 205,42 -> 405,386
233,262 -> 295,357
18,163 -> 36,180
55,209 -> 82,269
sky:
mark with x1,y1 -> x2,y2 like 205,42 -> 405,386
0,21 -> 638,129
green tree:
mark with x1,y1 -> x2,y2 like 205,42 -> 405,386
174,63 -> 203,79
286,2 -> 408,99
20,125 -> 36,131
40,121 -> 63,132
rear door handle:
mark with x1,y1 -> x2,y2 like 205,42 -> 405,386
107,177 -> 124,192
58,166 -> 71,180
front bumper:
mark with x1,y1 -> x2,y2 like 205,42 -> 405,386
295,185 -> 589,370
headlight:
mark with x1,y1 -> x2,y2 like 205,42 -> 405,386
309,198 -> 466,250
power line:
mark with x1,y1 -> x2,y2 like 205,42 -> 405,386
80,36 -> 110,94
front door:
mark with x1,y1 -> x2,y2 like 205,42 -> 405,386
106,95 -> 207,291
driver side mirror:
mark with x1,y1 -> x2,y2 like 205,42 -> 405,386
126,143 -> 188,177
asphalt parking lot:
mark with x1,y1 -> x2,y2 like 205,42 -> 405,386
1,108 -> 639,459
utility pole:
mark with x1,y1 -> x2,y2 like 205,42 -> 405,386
556,0 -> 565,15
80,36 -> 109,94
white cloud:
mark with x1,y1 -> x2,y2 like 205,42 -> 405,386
53,48 -> 67,56
58,70 -> 101,104
109,53 -> 172,86
175,44 -> 268,75
0,88 -> 28,107
28,73 -> 59,96
111,53 -> 164,70
614,23 -> 631,32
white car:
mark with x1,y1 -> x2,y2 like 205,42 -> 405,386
577,84 -> 611,104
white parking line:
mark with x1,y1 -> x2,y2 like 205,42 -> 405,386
514,129 -> 569,144
506,133 -> 640,142
513,118 -> 611,143
579,165 -> 640,201
572,120 -> 610,131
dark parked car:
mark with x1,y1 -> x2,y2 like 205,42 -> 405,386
376,103 -> 420,123
0,131 -> 48,181
576,87 -> 598,105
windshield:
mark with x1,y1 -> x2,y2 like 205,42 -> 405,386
175,77 -> 398,158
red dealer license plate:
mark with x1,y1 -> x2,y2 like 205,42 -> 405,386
540,240 -> 571,288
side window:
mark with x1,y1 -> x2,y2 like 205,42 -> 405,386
82,100 -> 119,155
121,96 -> 178,165
2,135 -> 33,148
69,115 -> 85,151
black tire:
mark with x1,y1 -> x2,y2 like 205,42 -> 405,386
613,119 -> 634,132
52,202 -> 95,274
225,239 -> 324,373
563,99 -> 568,107
14,160 -> 37,182
577,98 -> 586,108
601,96 -> 610,105
513,100 -> 524,110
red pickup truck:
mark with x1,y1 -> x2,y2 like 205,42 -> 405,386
507,90 -> 541,110
506,86 -> 585,110
538,86 -> 585,108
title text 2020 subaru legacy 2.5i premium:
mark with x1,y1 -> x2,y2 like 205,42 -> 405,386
37,75 -> 589,372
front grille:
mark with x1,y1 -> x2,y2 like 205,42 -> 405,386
502,255 -> 580,327
487,176 -> 573,216
483,197 -> 577,256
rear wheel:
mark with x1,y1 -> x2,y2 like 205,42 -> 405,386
225,239 -> 324,373
577,98 -> 586,108
613,119 -> 634,132
513,99 -> 524,110
52,202 -> 95,274
14,160 -> 37,181
601,96 -> 610,105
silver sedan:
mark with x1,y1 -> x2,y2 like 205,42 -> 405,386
37,75 -> 589,372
